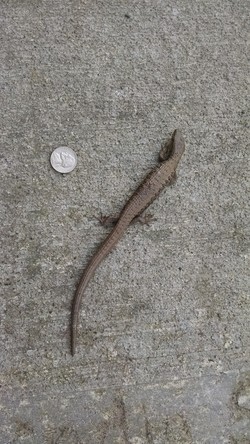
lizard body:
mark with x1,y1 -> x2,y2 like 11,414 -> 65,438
71,129 -> 185,355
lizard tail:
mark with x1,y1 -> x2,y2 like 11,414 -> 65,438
71,220 -> 129,355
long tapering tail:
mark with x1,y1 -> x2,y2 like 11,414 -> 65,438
71,219 -> 130,355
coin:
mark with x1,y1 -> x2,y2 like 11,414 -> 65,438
50,147 -> 77,173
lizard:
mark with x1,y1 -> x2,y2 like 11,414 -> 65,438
71,129 -> 185,355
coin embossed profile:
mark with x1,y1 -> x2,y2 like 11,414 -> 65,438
50,147 -> 77,173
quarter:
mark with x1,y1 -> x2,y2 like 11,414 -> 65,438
50,147 -> 77,173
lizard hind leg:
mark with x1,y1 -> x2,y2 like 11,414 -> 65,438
133,213 -> 157,226
95,213 -> 119,226
96,212 -> 156,227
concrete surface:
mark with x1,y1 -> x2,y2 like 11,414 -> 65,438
0,1 -> 249,443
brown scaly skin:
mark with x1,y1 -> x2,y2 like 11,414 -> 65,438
71,129 -> 185,355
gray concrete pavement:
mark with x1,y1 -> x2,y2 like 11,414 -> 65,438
1,1 -> 249,443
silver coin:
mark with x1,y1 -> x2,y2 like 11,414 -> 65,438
50,147 -> 77,173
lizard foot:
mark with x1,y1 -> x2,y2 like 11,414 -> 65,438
169,171 -> 177,185
95,213 -> 118,226
134,213 -> 157,226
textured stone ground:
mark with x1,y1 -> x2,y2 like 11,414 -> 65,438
0,1 -> 249,443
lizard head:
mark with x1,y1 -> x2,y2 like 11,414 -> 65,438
159,129 -> 185,162
172,129 -> 185,158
